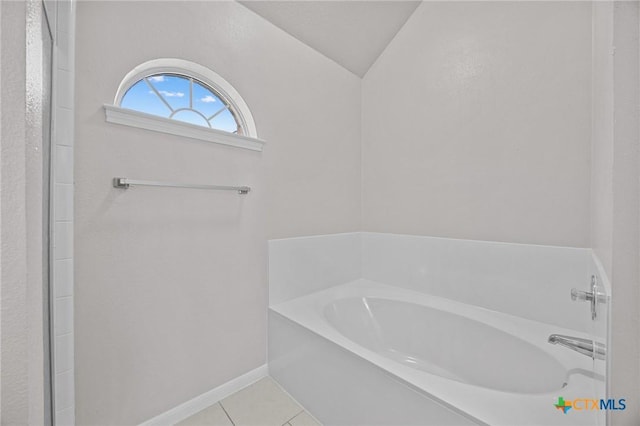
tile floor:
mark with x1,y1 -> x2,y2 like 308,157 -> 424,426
177,377 -> 321,426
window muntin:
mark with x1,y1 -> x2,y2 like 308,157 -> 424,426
120,73 -> 244,135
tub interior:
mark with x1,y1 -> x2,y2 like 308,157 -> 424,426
324,296 -> 568,394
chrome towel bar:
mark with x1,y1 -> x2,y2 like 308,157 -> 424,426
113,177 -> 250,194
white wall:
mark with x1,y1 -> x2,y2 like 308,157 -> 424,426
362,1 -> 592,247
74,1 -> 360,424
1,0 -> 50,423
591,2 -> 614,277
591,2 -> 640,424
0,2 -> 30,422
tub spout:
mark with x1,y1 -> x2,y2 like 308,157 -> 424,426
548,334 -> 606,360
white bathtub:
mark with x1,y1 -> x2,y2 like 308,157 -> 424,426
269,279 -> 601,425
324,295 -> 568,395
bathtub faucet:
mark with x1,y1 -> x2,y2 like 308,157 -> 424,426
548,334 -> 606,360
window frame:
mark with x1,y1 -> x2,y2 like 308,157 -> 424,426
104,58 -> 264,151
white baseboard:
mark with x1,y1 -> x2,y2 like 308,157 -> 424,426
139,364 -> 269,426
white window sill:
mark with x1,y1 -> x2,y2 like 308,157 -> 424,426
104,105 -> 266,152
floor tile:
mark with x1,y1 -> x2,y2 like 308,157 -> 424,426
289,411 -> 321,426
176,402 -> 233,426
221,377 -> 302,426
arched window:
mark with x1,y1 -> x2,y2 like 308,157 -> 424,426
121,74 -> 244,135
105,59 -> 263,151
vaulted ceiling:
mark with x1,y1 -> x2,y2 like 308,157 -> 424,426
238,1 -> 421,77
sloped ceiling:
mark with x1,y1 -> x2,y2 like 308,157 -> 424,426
238,1 -> 421,77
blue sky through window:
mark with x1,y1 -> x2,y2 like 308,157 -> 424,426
120,73 -> 241,133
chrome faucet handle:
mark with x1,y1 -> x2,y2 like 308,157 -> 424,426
571,275 -> 607,320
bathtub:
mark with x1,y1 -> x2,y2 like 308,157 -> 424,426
269,279 -> 601,426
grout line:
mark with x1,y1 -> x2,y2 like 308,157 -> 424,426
55,295 -> 73,301
53,257 -> 72,261
55,366 -> 73,375
218,402 -> 235,426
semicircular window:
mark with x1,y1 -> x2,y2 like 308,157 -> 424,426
120,73 -> 244,135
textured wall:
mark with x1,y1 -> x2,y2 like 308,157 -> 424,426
362,1 -> 592,247
0,1 -> 30,420
591,2 -> 640,424
74,1 -> 360,424
1,1 -> 48,424
591,3 -> 640,423
591,2 -> 614,278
